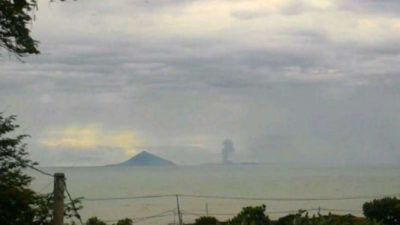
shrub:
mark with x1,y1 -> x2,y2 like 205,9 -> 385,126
116,218 -> 133,225
86,217 -> 107,225
277,211 -> 381,225
229,205 -> 270,225
195,216 -> 219,225
363,197 -> 400,225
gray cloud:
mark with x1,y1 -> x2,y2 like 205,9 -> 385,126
339,0 -> 400,15
1,0 -> 400,165
30,146 -> 129,167
231,9 -> 270,20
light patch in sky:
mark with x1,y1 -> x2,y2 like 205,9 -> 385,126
40,124 -> 142,155
40,94 -> 53,104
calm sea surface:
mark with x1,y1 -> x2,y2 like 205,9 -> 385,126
29,165 -> 400,224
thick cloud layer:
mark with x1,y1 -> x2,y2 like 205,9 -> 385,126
1,0 -> 400,165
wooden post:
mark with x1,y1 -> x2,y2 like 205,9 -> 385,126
53,173 -> 65,225
176,195 -> 183,225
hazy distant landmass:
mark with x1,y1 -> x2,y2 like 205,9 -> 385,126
203,161 -> 264,166
110,151 -> 176,166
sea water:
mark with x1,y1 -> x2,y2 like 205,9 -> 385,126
29,164 -> 400,224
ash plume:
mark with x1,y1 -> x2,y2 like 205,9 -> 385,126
222,139 -> 234,164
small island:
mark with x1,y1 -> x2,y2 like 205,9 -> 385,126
110,151 -> 176,166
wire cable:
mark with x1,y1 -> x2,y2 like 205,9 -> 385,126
181,207 -> 363,218
319,208 -> 363,213
81,193 -> 399,202
83,194 -> 177,201
179,193 -> 399,201
103,209 -> 175,224
27,165 -> 54,177
63,180 -> 85,225
134,211 -> 175,223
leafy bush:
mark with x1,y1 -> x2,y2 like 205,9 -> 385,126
276,210 -> 310,225
277,211 -> 381,225
195,216 -> 219,225
86,217 -> 107,225
116,218 -> 133,225
363,197 -> 400,225
229,205 -> 270,225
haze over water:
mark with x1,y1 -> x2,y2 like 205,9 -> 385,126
30,164 -> 400,224
3,1 -> 400,225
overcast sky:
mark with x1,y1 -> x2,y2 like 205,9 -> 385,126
1,0 -> 400,166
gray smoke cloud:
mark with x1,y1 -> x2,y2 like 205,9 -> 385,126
221,139 -> 235,164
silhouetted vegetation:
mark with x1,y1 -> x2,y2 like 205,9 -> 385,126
363,197 -> 400,225
0,0 -> 39,57
277,211 -> 379,225
83,217 -> 132,225
0,113 -> 81,225
229,205 -> 270,225
186,205 -> 386,225
195,216 -> 219,225
115,218 -> 133,225
0,113 -> 51,225
0,0 -> 71,57
85,217 -> 107,225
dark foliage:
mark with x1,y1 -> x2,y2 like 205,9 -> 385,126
0,113 -> 43,225
115,218 -> 133,225
0,0 -> 72,57
195,216 -> 219,225
363,197 -> 400,225
0,0 -> 40,57
229,205 -> 270,225
277,210 -> 380,225
0,113 -> 81,225
86,217 -> 107,225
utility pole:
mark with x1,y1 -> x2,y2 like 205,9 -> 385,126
206,203 -> 209,216
175,195 -> 183,225
53,173 -> 65,225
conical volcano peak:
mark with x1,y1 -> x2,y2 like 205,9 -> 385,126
111,151 -> 176,166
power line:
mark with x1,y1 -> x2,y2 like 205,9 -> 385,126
80,193 -> 399,202
83,194 -> 177,201
134,211 -> 174,223
63,180 -> 85,225
26,165 -> 54,177
267,209 -> 314,215
180,209 -> 303,216
181,210 -> 236,216
319,208 -> 363,213
71,192 -> 394,223
100,206 -> 364,224
179,193 -> 399,201
181,207 -> 362,218
103,209 -> 175,224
